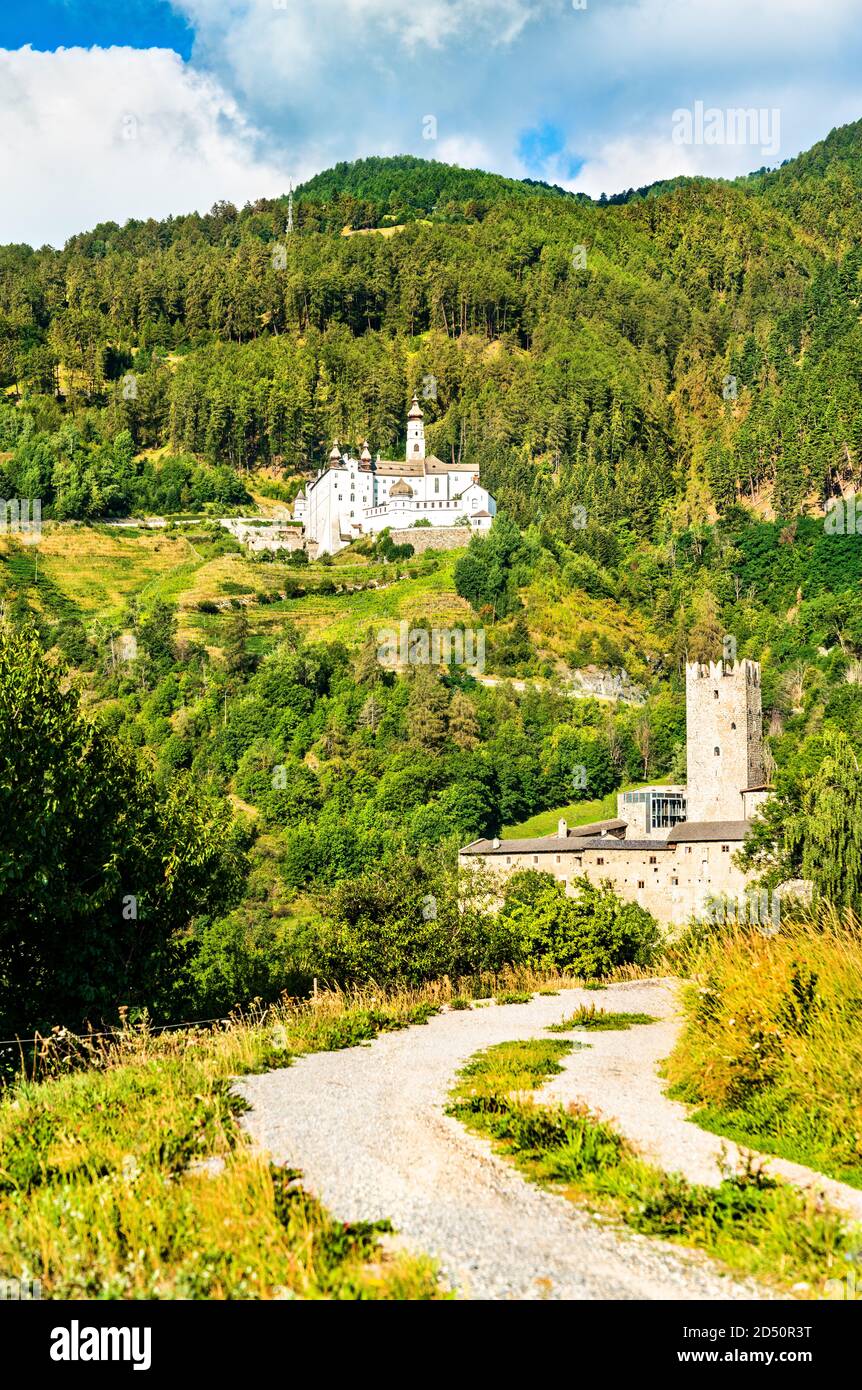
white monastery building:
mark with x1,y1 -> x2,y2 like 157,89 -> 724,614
460,658 -> 775,926
294,394 -> 497,555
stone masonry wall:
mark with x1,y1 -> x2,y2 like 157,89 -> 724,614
685,660 -> 765,822
388,526 -> 472,554
459,837 -> 750,927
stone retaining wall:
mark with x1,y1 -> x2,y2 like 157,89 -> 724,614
387,526 -> 472,554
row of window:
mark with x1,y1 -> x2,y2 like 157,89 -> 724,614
337,497 -> 482,510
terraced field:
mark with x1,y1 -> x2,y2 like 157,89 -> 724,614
0,523 -> 471,658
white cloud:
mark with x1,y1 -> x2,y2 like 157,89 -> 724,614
2,1 -> 862,245
559,135 -> 700,198
172,0 -> 862,191
0,45 -> 291,247
435,134 -> 501,170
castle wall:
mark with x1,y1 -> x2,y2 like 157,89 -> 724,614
458,835 -> 750,927
460,656 -> 768,927
685,660 -> 765,822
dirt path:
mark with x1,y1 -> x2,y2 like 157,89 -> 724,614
237,979 -> 837,1300
542,980 -> 862,1223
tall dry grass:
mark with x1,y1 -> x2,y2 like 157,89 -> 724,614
665,909 -> 862,1186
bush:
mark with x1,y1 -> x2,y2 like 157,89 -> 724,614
303,857 -> 517,986
500,871 -> 660,978
182,907 -> 313,1014
0,623 -> 247,1033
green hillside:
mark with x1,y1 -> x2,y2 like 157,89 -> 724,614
5,129 -> 862,1038
295,153 -> 588,221
4,135 -> 862,531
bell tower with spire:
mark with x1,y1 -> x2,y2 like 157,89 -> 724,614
406,393 -> 425,462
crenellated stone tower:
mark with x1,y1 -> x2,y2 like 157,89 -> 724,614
685,659 -> 766,822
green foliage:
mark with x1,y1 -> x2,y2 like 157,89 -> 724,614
222,610 -> 257,677
0,623 -> 247,1033
786,729 -> 862,910
304,856 -> 522,986
296,154 -> 583,228
454,515 -> 525,620
372,528 -> 415,563
499,872 -> 660,978
739,728 -> 862,911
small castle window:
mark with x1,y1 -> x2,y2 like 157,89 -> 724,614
596,856 -> 604,865
649,855 -> 657,864
637,880 -> 645,889
731,721 -> 736,730
506,857 -> 511,865
713,689 -> 719,699
533,856 -> 539,864
714,746 -> 720,756
671,877 -> 678,887
721,844 -> 730,853
555,855 -> 560,864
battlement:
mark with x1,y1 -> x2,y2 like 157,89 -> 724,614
685,658 -> 761,686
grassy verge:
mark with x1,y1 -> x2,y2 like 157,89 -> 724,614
0,992 -> 450,1299
546,1005 -> 657,1032
0,968 -> 577,1300
447,1038 -> 860,1296
502,776 -> 676,839
664,914 -> 862,1190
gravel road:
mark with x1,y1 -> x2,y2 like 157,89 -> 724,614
237,979 -> 797,1300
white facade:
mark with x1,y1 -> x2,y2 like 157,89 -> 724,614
298,395 -> 497,554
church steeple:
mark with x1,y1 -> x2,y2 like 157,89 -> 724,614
406,392 -> 425,461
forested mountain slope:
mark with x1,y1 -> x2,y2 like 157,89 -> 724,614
4,127 -> 862,1034
2,124 -> 862,532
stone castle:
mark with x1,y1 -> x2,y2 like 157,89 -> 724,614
459,658 -> 772,926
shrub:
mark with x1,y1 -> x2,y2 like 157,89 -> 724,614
500,872 -> 660,978
0,623 -> 248,1033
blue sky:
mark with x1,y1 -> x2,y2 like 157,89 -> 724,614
1,0 -> 861,247
0,1 -> 192,57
